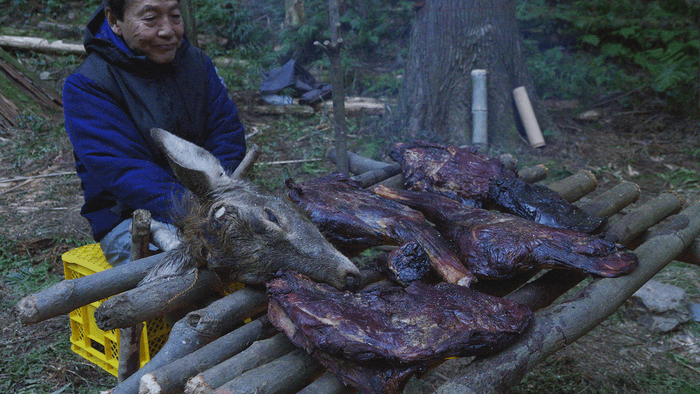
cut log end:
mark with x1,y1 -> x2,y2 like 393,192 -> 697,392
184,374 -> 212,394
14,294 -> 39,325
139,373 -> 161,394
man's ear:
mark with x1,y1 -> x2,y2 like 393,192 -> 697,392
105,8 -> 122,36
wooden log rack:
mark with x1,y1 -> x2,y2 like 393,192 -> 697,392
14,149 -> 700,394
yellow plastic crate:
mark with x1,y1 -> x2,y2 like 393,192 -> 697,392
62,244 -> 171,377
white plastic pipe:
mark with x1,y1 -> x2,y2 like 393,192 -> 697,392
513,86 -> 546,148
471,70 -> 488,146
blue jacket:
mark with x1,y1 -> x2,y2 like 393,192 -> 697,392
64,6 -> 246,241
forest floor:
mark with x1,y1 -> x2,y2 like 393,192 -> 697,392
2,7 -> 700,394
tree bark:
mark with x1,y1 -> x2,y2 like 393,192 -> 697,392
545,169 -> 598,202
180,0 -> 198,47
184,333 -> 297,394
15,253 -> 164,325
118,209 -> 152,382
140,316 -> 278,394
211,349 -> 324,394
325,0 -> 349,175
94,268 -> 224,331
297,371 -> 354,394
105,287 -> 268,394
285,0 -> 305,28
395,0 -> 536,144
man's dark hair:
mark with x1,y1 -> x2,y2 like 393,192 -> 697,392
104,0 -> 129,21
104,0 -> 181,21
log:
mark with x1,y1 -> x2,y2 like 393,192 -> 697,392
14,253 -> 164,325
603,191 -> 683,245
436,200 -> 700,394
0,35 -> 86,55
140,316 -> 278,394
118,323 -> 143,383
104,287 -> 268,394
231,143 -> 261,180
297,371 -> 354,394
326,148 -> 393,175
517,163 -> 548,184
351,163 -> 402,188
579,181 -> 641,218
545,169 -> 597,202
118,210 -> 152,382
242,104 -> 316,117
94,268 -> 223,331
184,333 -> 297,394
130,209 -> 152,261
320,96 -> 387,117
212,349 -> 324,394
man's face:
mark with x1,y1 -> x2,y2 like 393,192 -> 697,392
108,0 -> 184,64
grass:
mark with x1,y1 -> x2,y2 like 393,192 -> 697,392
0,234 -> 115,393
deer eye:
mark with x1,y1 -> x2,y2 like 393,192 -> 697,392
264,208 -> 279,225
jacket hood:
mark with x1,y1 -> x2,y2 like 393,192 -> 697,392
83,5 -> 191,73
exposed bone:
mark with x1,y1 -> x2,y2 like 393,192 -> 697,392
139,316 -> 277,394
184,333 -> 297,394
105,287 -> 268,394
435,200 -> 700,394
210,349 -> 324,394
14,253 -> 164,325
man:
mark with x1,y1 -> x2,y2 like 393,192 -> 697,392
63,0 -> 246,265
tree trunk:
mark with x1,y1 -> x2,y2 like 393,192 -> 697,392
395,0 -> 536,145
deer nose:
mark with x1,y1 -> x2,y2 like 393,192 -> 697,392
343,272 -> 360,291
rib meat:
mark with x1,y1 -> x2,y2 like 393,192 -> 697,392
267,271 -> 533,394
373,186 -> 638,280
285,173 -> 475,286
390,140 -> 605,233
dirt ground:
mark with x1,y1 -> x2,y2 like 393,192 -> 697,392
1,77 -> 700,391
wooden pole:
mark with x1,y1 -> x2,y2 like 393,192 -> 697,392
211,349 -> 324,394
118,209 -> 151,382
94,267 -> 224,331
140,316 -> 278,394
316,0 -> 349,175
105,287 -> 268,394
15,253 -> 164,325
297,371 -> 354,394
545,169 -> 598,202
184,333 -> 297,394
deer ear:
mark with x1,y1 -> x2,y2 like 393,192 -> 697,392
150,128 -> 227,197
